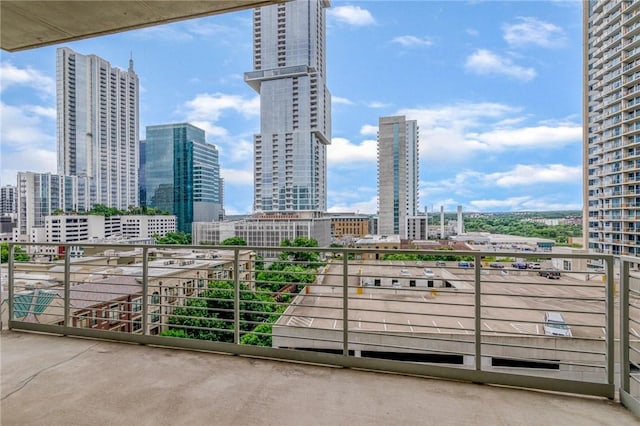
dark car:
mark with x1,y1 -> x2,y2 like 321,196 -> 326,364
539,270 -> 561,279
489,262 -> 504,268
512,262 -> 527,269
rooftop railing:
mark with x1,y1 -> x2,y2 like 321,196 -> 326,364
3,242 -> 638,415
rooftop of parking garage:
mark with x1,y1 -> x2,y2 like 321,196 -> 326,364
279,260 -> 609,339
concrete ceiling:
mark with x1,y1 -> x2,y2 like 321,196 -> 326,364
1,1 -> 284,52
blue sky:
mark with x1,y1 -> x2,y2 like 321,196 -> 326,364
0,0 -> 583,215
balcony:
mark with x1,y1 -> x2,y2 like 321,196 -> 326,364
2,329 -> 637,425
2,242 -> 640,421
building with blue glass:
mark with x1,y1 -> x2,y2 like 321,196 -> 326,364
141,123 -> 224,233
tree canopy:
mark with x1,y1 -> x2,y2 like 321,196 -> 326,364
1,243 -> 30,263
220,237 -> 247,246
154,232 -> 191,245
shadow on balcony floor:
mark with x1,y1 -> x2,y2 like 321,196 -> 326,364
1,330 -> 637,426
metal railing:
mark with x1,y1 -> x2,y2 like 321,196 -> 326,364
619,254 -> 640,416
3,242 -> 619,400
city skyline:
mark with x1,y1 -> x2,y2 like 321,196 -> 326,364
0,1 -> 583,215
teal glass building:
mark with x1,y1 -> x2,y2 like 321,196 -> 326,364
141,123 -> 224,233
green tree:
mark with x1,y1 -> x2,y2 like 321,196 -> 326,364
1,243 -> 30,263
279,237 -> 321,268
220,237 -> 247,246
154,231 -> 191,245
87,204 -> 123,217
240,323 -> 273,347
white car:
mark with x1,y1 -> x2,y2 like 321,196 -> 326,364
400,269 -> 410,276
423,268 -> 434,278
543,312 -> 572,337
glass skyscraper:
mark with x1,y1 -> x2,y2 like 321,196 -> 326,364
245,0 -> 331,212
142,123 -> 224,233
56,47 -> 139,210
377,116 -> 419,237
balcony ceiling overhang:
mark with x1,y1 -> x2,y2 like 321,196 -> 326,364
1,1 -> 284,52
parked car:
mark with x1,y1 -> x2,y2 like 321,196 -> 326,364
489,262 -> 504,269
423,268 -> 435,278
512,262 -> 527,269
543,311 -> 572,337
539,270 -> 561,279
527,262 -> 541,269
435,261 -> 446,267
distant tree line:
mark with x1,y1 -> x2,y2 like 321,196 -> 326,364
463,215 -> 581,245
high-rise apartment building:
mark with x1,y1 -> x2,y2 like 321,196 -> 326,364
245,0 -> 331,212
16,172 -> 92,240
141,123 -> 224,233
585,1 -> 640,257
377,116 -> 419,237
1,185 -> 17,215
56,47 -> 139,210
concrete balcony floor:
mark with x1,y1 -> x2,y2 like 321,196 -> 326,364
2,331 -> 638,426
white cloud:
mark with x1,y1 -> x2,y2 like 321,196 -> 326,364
503,17 -> 566,48
420,164 -> 580,198
328,137 -> 377,164
328,196 -> 378,214
189,120 -> 229,139
360,124 -> 378,136
221,168 -> 253,185
327,5 -> 376,26
0,102 -> 55,145
487,164 -> 581,187
467,125 -> 581,149
0,62 -> 55,95
332,96 -> 354,105
466,28 -> 479,37
367,101 -> 392,108
465,49 -> 536,81
183,93 -> 260,122
226,139 -> 254,163
0,102 -> 57,185
400,102 -> 518,128
391,35 -> 433,47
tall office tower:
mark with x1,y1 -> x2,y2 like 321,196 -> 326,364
56,47 -> 139,210
142,123 -> 224,233
16,172 -> 92,240
1,185 -> 17,215
377,116 -> 419,237
585,1 -> 640,257
245,0 -> 331,212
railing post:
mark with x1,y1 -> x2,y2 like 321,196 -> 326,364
606,255 -> 615,391
620,257 -> 630,393
64,244 -> 71,329
342,248 -> 349,357
234,247 -> 240,345
474,255 -> 482,371
142,246 -> 149,336
7,244 -> 15,329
